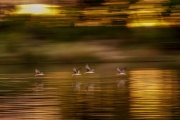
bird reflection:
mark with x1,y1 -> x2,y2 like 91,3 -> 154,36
72,81 -> 82,92
117,80 -> 126,88
85,83 -> 94,92
34,82 -> 44,91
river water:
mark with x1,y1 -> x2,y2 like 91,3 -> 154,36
0,62 -> 179,120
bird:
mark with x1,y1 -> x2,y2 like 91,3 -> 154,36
84,64 -> 94,74
35,68 -> 44,76
72,68 -> 81,76
116,67 -> 126,76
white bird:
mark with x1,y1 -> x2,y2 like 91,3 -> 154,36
72,68 -> 81,76
35,69 -> 44,76
84,64 -> 94,74
116,67 -> 126,76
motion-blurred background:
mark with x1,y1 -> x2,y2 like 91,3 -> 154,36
0,0 -> 179,64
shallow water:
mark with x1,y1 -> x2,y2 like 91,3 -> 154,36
0,62 -> 179,120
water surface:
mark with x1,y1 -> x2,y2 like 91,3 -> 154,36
0,62 -> 179,120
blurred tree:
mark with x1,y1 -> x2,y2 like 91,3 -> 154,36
129,0 -> 139,4
77,0 -> 106,9
0,4 -> 15,15
170,0 -> 180,5
162,0 -> 180,16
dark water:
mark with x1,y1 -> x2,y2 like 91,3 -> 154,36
0,62 -> 179,120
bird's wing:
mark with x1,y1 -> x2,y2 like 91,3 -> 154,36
85,64 -> 91,71
117,68 -> 122,73
73,68 -> 77,73
77,68 -> 81,74
122,68 -> 126,72
35,69 -> 41,74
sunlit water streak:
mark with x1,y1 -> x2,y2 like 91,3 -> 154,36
0,63 -> 179,120
129,69 -> 179,120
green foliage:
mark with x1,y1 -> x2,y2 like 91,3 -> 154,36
171,0 -> 180,5
26,25 -> 130,41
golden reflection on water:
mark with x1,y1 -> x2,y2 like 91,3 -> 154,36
129,69 -> 178,120
0,64 -> 179,120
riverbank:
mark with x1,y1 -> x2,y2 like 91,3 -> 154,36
0,40 -> 179,65
0,25 -> 179,65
